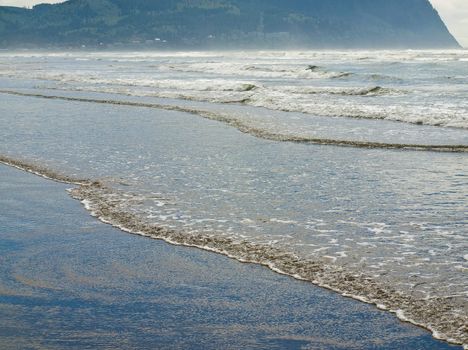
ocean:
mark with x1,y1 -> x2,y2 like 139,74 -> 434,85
0,50 -> 467,347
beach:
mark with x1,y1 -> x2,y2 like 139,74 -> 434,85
0,164 -> 462,349
0,50 -> 466,348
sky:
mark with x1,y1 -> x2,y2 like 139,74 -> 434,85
0,0 -> 467,47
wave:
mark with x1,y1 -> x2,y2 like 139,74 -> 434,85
0,155 -> 466,349
0,71 -> 261,93
1,90 -> 467,153
365,73 -> 404,82
330,72 -> 354,79
0,62 -> 355,88
243,94 -> 468,129
16,78 -> 468,128
38,78 -> 398,98
33,72 -> 396,97
9,69 -> 464,128
160,62 -> 342,79
277,85 -> 396,96
3,62 -> 467,129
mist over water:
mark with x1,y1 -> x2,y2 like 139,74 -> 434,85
0,50 -> 467,347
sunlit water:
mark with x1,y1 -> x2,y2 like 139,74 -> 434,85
0,50 -> 467,347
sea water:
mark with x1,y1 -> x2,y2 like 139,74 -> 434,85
0,50 -> 466,347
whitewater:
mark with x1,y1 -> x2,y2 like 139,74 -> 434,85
0,50 -> 466,348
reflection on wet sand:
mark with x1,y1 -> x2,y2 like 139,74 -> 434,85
0,165 -> 462,349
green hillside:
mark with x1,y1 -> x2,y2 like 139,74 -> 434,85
0,0 -> 460,48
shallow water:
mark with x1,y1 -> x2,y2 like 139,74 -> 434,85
1,165 -> 463,350
0,50 -> 467,347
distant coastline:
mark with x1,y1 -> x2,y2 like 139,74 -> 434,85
0,0 -> 460,49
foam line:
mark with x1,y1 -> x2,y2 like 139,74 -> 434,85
0,156 -> 465,348
1,90 -> 467,153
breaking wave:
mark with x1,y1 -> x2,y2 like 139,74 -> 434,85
277,85 -> 395,96
1,56 -> 467,129
162,62 -> 341,79
8,77 -> 468,128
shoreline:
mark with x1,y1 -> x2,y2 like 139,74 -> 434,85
0,162 -> 464,348
1,49 -> 466,350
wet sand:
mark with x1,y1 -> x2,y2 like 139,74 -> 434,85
0,164 -> 462,350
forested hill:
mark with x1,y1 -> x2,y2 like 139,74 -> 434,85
0,0 -> 460,49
